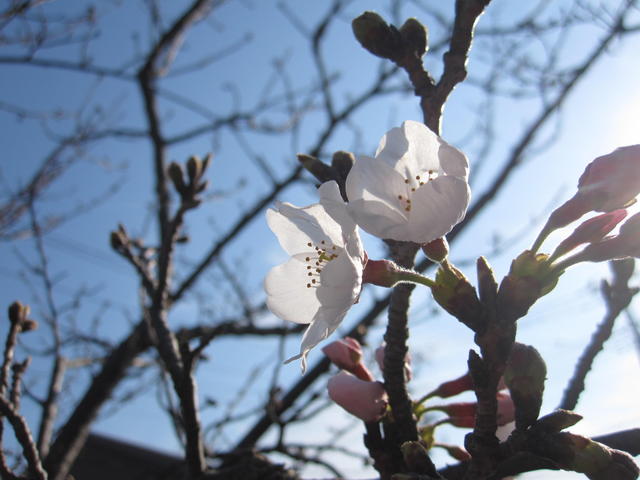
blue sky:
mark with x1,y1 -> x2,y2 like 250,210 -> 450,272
1,1 -> 639,478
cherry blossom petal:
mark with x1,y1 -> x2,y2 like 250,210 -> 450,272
375,121 -> 441,177
406,175 -> 470,242
346,120 -> 470,244
264,258 -> 321,325
347,155 -> 409,220
266,203 -> 343,256
439,142 -> 469,179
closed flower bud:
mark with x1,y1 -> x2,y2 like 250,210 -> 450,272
551,209 -> 627,261
323,337 -> 374,381
8,302 -> 37,332
476,256 -> 498,305
497,250 -> 559,322
434,392 -> 514,429
327,371 -> 387,422
437,401 -> 476,419
168,162 -> 187,196
547,145 -> 640,231
109,230 -> 126,251
577,145 -> 640,212
429,372 -> 474,398
352,11 -> 402,60
579,212 -> 640,262
362,259 -> 403,287
18,318 -> 38,333
331,151 -> 355,187
431,263 -> 483,331
504,343 -> 547,430
8,301 -> 28,324
399,18 -> 428,58
534,409 -> 583,434
297,154 -> 334,184
186,155 -> 202,184
421,237 -> 448,263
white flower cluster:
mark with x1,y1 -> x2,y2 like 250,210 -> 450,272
265,121 -> 470,372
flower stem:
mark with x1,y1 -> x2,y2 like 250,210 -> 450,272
531,223 -> 553,253
551,252 -> 585,275
395,270 -> 436,289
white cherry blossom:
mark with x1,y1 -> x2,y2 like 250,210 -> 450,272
265,181 -> 365,372
346,120 -> 470,244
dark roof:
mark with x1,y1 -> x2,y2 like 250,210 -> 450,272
71,433 -> 185,480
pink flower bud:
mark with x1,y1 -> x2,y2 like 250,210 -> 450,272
438,401 -> 477,419
375,343 -> 412,382
436,392 -> 514,429
362,259 -> 402,287
422,237 -> 449,263
579,212 -> 640,262
327,371 -> 388,422
552,209 -> 627,260
430,372 -> 474,398
578,145 -> 640,211
322,337 -> 374,381
547,145 -> 640,230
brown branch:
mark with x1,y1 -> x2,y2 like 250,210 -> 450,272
137,0 -> 214,253
559,260 -> 638,411
0,391 -> 47,480
381,241 -> 433,476
0,421 -> 21,480
0,322 -> 20,399
36,357 -> 65,458
427,0 -> 492,130
43,321 -> 151,480
134,3 -> 217,475
439,428 -> 640,480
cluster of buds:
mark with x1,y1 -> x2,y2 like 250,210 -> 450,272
167,154 -> 211,209
412,370 -> 515,462
8,301 -> 38,333
351,12 -> 428,63
496,146 -> 640,322
420,390 -> 514,430
531,145 -> 640,271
